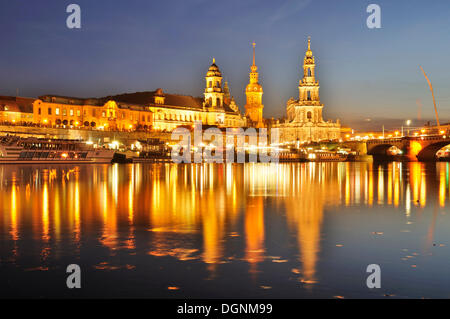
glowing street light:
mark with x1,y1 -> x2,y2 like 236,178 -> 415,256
406,119 -> 411,136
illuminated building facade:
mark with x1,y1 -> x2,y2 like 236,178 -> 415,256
33,96 -> 153,130
146,59 -> 245,131
30,59 -> 246,132
244,42 -> 264,128
0,96 -> 34,124
107,60 -> 245,131
277,37 -> 340,143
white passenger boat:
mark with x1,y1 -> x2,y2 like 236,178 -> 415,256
0,136 -> 115,164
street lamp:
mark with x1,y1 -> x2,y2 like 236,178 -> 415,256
406,120 -> 411,136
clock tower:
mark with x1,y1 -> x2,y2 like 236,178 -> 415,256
244,42 -> 264,128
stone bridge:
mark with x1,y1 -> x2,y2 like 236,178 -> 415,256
344,135 -> 450,161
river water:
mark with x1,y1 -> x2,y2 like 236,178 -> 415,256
0,162 -> 449,298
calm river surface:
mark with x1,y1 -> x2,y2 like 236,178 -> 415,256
1,162 -> 450,298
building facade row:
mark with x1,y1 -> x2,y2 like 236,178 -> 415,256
2,59 -> 247,132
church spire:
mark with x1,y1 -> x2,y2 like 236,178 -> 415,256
305,36 -> 313,60
250,42 -> 258,81
252,41 -> 256,66
299,36 -> 320,105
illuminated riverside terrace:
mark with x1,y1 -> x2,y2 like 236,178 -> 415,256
1,162 -> 450,298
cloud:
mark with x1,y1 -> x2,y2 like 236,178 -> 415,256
268,0 -> 313,24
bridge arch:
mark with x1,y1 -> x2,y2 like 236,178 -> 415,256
367,144 -> 399,156
417,141 -> 450,161
368,144 -> 391,155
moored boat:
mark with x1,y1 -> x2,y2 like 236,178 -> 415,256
306,150 -> 347,162
0,136 -> 115,164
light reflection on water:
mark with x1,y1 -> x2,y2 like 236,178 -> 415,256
0,162 -> 450,298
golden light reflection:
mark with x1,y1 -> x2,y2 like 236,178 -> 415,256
368,168 -> 374,206
10,172 -> 18,243
283,163 -> 340,285
411,164 -> 421,205
394,165 -> 400,207
128,165 -> 134,224
74,169 -> 80,243
42,171 -> 49,242
439,168 -> 446,207
377,166 -> 384,205
245,196 -> 265,275
0,161 -> 444,281
100,166 -> 118,251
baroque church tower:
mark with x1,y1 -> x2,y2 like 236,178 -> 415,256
287,37 -> 324,123
277,37 -> 341,143
204,58 -> 224,109
244,42 -> 264,127
202,58 -> 245,127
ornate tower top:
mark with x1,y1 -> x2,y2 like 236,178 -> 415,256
248,42 -> 261,87
206,58 -> 222,77
251,41 -> 258,73
298,36 -> 321,106
223,80 -> 231,104
204,58 -> 224,108
304,36 -> 315,65
223,80 -> 230,95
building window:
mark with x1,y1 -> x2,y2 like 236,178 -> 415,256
77,110 -> 81,116
216,98 -> 221,107
63,109 -> 67,116
70,109 -> 74,116
38,108 -> 41,115
307,111 -> 312,120
102,111 -> 106,118
48,108 -> 52,115
56,108 -> 60,115
308,68 -> 311,77
307,91 -> 311,101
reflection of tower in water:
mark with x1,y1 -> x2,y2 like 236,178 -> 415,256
245,196 -> 265,276
283,163 -> 341,284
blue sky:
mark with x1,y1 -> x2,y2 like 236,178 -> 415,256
1,0 -> 450,129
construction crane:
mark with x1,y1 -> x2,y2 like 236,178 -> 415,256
419,65 -> 441,130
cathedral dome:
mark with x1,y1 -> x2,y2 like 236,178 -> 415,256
206,58 -> 222,77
